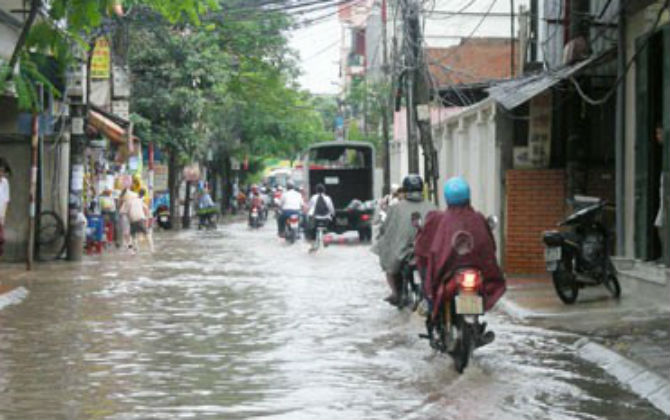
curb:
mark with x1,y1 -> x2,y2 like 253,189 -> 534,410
0,286 -> 29,311
574,337 -> 670,416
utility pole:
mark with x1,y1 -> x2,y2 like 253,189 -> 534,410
509,0 -> 520,78
381,0 -> 391,195
403,0 -> 420,175
27,102 -> 38,270
66,62 -> 87,261
403,0 -> 438,204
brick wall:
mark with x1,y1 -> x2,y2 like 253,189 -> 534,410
505,169 -> 566,274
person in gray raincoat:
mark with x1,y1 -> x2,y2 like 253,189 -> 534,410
377,174 -> 436,305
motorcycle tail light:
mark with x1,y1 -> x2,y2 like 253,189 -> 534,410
360,214 -> 370,222
289,215 -> 299,221
457,270 -> 482,291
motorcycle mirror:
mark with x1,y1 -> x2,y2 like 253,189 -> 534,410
487,215 -> 499,230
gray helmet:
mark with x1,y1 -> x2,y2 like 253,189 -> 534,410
402,174 -> 423,193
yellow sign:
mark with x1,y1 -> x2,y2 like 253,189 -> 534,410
91,38 -> 110,79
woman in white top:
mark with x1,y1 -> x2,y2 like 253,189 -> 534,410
0,163 -> 10,226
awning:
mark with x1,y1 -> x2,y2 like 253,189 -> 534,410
87,109 -> 139,146
487,51 -> 611,110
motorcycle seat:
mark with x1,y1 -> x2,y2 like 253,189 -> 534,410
543,231 -> 564,246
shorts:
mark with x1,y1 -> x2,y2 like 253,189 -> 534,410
130,220 -> 147,236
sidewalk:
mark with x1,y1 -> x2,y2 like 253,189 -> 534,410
499,275 -> 670,414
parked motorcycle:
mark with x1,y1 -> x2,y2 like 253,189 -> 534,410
421,216 -> 499,373
542,199 -> 621,304
285,214 -> 300,244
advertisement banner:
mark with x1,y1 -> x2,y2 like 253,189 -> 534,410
91,38 -> 111,79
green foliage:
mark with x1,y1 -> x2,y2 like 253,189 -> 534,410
0,0 -> 219,110
344,77 -> 389,150
129,5 -> 334,170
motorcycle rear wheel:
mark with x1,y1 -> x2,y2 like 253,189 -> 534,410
451,321 -> 472,374
604,260 -> 621,299
552,266 -> 579,304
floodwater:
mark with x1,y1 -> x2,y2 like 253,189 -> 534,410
0,221 -> 665,420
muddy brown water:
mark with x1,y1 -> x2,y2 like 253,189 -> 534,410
0,223 -> 665,419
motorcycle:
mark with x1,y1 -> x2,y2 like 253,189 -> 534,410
155,204 -> 171,230
309,216 -> 331,252
542,199 -> 621,304
421,216 -> 499,373
395,212 -> 424,310
249,205 -> 262,229
197,207 -> 217,230
285,214 -> 300,244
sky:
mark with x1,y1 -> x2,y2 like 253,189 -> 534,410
288,11 -> 341,95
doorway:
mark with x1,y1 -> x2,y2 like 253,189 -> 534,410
635,25 -> 670,262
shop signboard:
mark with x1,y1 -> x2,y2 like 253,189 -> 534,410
91,38 -> 110,79
154,164 -> 168,191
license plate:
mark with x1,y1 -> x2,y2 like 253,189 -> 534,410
336,217 -> 348,226
325,176 -> 339,185
455,294 -> 483,315
290,221 -> 299,228
545,247 -> 562,261
159,216 -> 168,222
252,211 -> 258,217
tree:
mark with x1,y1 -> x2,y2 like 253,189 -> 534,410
345,77 -> 390,156
0,0 -> 219,110
128,3 -> 333,223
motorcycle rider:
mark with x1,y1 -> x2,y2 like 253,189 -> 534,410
414,176 -> 505,345
248,184 -> 265,221
277,181 -> 304,237
307,183 -> 335,239
259,186 -> 271,220
377,174 -> 436,306
197,187 -> 216,228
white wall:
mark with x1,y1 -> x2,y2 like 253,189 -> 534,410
0,23 -> 18,61
423,0 -> 529,48
433,99 -> 503,250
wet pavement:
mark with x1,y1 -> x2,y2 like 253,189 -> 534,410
0,222 -> 667,420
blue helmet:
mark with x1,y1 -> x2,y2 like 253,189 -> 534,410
443,177 -> 470,206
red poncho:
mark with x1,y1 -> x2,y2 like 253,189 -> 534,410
414,206 -> 506,317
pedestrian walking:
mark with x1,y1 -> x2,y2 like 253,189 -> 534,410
120,188 -> 150,253
0,160 -> 10,257
118,189 -> 134,251
138,189 -> 154,252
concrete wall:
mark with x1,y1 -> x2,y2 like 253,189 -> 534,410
0,19 -> 19,61
0,137 -> 29,261
432,99 -> 504,256
0,98 -> 69,262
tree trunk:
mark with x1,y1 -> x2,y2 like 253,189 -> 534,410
183,180 -> 192,228
168,148 -> 180,229
222,152 -> 232,214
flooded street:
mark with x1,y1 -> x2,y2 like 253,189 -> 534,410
0,222 -> 665,420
